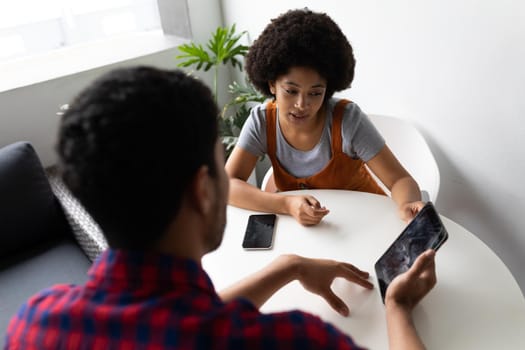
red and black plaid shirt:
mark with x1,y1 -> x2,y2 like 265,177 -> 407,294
5,249 -> 364,349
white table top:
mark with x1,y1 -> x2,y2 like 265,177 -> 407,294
203,190 -> 525,349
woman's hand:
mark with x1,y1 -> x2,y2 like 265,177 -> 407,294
294,256 -> 374,316
284,195 -> 330,225
398,201 -> 426,223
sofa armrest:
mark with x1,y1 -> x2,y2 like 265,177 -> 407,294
0,142 -> 68,258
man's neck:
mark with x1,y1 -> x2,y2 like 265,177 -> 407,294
150,210 -> 206,264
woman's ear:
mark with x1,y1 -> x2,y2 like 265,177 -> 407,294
268,81 -> 276,95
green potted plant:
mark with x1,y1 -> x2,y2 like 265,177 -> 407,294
175,24 -> 265,157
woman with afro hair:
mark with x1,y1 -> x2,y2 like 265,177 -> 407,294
225,9 -> 424,226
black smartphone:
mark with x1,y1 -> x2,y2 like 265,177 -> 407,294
375,202 -> 448,303
242,214 -> 277,250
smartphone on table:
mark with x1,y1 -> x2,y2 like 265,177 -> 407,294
242,214 -> 277,250
375,202 -> 448,303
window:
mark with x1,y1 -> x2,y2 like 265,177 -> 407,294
0,0 -> 190,92
0,0 -> 163,61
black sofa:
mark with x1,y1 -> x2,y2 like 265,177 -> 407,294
0,142 -> 92,341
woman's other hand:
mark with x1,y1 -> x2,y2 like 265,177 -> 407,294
398,201 -> 426,223
284,195 -> 330,225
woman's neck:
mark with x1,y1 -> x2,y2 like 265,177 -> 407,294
278,104 -> 327,151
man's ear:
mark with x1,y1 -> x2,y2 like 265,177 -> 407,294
189,165 -> 213,215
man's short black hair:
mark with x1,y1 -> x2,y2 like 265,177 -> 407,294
57,67 -> 218,249
246,9 -> 355,101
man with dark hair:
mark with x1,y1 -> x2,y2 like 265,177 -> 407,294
5,66 -> 436,350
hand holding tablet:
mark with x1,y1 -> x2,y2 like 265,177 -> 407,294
375,202 -> 448,303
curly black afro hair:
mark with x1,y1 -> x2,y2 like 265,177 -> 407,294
246,9 -> 355,100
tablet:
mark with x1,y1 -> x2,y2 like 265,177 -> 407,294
375,202 -> 448,303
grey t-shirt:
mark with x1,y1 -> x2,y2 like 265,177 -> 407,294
237,98 -> 385,178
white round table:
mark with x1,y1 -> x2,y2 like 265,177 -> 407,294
203,190 -> 525,349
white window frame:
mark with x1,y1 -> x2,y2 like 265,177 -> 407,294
0,0 -> 191,93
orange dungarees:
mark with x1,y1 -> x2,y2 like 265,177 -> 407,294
266,99 -> 386,195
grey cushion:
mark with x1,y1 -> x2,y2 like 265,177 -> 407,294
48,172 -> 108,261
0,142 -> 69,257
0,238 -> 91,335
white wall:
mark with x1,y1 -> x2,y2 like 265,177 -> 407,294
0,0 -> 225,166
222,0 -> 525,294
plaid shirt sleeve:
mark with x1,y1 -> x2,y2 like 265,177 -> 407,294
216,299 -> 367,350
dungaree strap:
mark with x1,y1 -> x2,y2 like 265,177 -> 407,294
266,101 -> 278,157
331,99 -> 351,155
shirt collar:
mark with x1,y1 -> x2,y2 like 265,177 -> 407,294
87,249 -> 217,295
